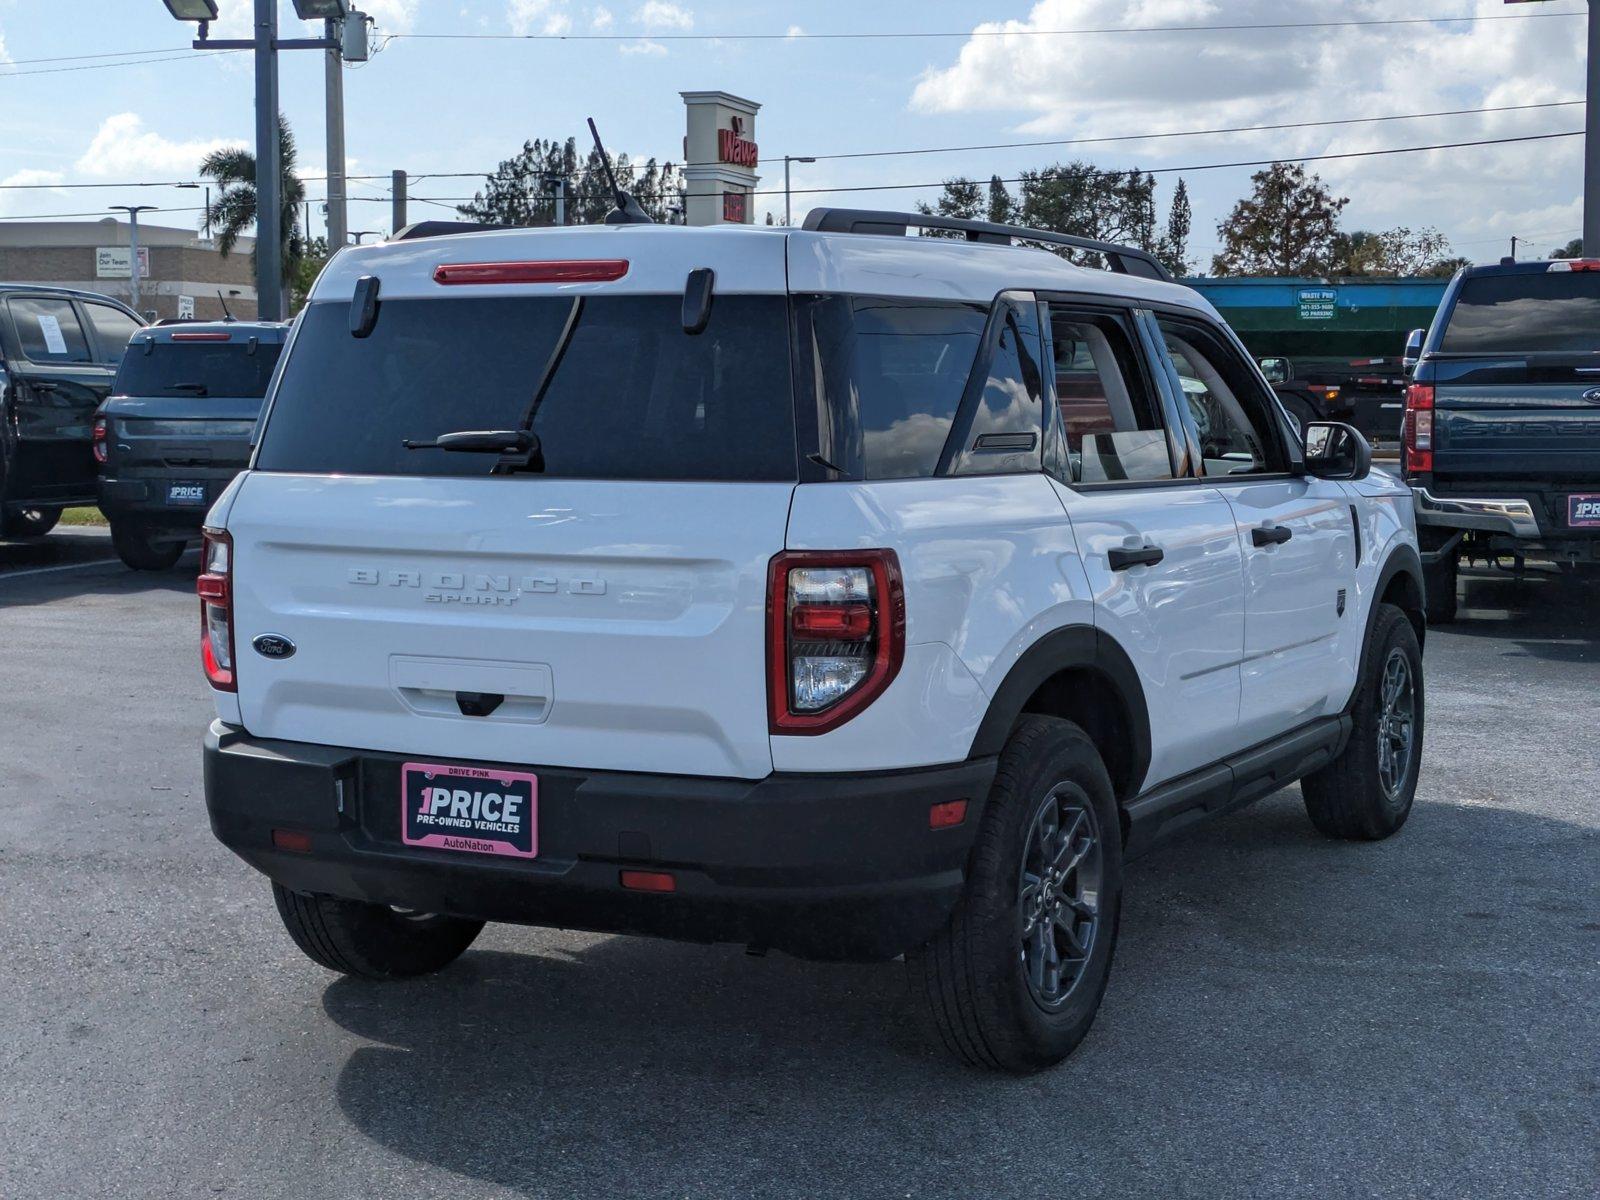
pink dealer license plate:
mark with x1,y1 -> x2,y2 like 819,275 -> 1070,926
1569,495 -> 1600,528
401,762 -> 538,859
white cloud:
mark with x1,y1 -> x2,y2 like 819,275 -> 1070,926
0,170 -> 67,219
0,29 -> 12,68
619,38 -> 667,55
908,0 -> 1591,257
75,113 -> 245,179
785,25 -> 804,39
207,1 -> 417,38
509,0 -> 572,35
592,5 -> 614,31
634,1 -> 691,31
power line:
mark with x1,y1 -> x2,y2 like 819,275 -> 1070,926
383,11 -> 1584,43
0,45 -> 192,67
0,49 -> 248,79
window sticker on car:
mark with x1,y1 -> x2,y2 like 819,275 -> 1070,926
37,313 -> 68,356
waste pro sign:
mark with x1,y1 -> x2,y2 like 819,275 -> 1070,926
1297,287 -> 1338,321
96,247 -> 151,279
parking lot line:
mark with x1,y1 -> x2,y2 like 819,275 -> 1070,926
0,557 -> 122,581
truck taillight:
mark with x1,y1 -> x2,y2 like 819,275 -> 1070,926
1403,383 -> 1434,476
92,417 -> 108,465
767,550 -> 904,735
198,529 -> 236,692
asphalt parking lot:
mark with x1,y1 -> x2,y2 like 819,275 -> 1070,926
1,529 -> 1595,1200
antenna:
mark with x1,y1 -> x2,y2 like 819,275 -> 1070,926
586,117 -> 654,226
216,289 -> 235,322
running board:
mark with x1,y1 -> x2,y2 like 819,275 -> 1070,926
1122,715 -> 1352,860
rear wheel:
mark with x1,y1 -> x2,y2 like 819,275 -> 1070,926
1301,603 -> 1424,840
272,883 -> 484,979
909,715 -> 1122,1073
111,522 -> 186,571
1,505 -> 63,539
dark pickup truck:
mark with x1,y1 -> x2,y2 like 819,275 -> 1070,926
0,285 -> 144,538
1402,259 -> 1600,621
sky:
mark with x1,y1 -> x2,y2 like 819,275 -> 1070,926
0,0 -> 1590,269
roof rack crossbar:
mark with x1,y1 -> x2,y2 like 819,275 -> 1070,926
800,208 -> 1173,282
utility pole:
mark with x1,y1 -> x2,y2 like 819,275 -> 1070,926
783,156 -> 815,227
1587,1 -> 1600,255
553,178 -> 566,226
110,205 -> 157,311
249,0 -> 283,320
324,16 -> 348,248
392,170 -> 408,235
1510,235 -> 1520,261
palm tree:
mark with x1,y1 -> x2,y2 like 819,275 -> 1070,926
199,113 -> 306,290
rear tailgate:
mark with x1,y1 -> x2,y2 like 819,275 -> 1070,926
1433,360 -> 1600,482
226,474 -> 792,778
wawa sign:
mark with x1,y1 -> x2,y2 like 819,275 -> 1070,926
717,115 -> 759,169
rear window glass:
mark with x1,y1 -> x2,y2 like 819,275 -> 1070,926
113,341 -> 282,399
256,296 -> 796,481
798,295 -> 987,479
1440,272 -> 1600,354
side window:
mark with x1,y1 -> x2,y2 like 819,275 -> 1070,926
948,297 -> 1045,476
1048,305 -> 1174,484
8,297 -> 92,364
1158,319 -> 1285,477
83,303 -> 143,363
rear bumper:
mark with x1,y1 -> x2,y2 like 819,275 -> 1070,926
100,470 -> 241,530
1413,487 -> 1542,538
203,721 -> 995,962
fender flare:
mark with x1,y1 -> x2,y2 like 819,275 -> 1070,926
1370,541 -> 1426,650
969,625 -> 1152,797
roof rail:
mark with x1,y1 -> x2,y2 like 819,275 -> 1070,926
390,220 -> 513,242
801,208 -> 1173,282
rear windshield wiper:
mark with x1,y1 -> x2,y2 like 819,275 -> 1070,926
402,430 -> 537,454
162,382 -> 209,395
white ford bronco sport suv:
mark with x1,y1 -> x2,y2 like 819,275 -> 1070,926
201,207 -> 1426,1073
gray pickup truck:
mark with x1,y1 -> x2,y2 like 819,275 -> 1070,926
1402,259 -> 1600,622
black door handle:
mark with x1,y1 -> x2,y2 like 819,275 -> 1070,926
1252,525 -> 1294,547
1109,544 -> 1165,571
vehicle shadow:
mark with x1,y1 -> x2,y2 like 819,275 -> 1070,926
0,541 -> 198,610
1449,567 -> 1600,659
315,795 -> 1597,1198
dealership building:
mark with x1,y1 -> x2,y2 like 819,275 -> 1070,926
0,218 -> 257,321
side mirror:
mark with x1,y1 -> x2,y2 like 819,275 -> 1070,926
1258,356 -> 1292,385
1303,421 -> 1372,481
1402,328 -> 1425,374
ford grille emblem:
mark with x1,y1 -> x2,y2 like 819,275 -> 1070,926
252,634 -> 296,660
1584,388 -> 1600,404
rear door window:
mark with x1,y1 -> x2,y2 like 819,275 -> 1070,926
8,297 -> 92,363
1441,272 -> 1600,354
114,341 -> 283,398
256,295 -> 796,481
1048,306 -> 1174,484
83,303 -> 144,363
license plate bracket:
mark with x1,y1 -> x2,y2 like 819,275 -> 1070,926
1568,494 -> 1600,528
400,762 -> 538,859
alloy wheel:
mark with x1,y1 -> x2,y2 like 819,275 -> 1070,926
1017,782 -> 1103,1010
1376,647 -> 1416,802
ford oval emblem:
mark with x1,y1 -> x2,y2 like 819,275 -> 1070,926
1583,387 -> 1600,404
252,633 -> 296,660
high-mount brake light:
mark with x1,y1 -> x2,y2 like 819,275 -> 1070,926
92,417 -> 108,464
1403,382 -> 1435,476
170,331 -> 232,341
1547,259 -> 1600,272
432,259 -> 630,286
767,550 -> 905,735
198,529 -> 236,691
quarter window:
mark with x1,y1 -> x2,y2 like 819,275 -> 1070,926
946,296 -> 1046,476
1048,306 -> 1174,484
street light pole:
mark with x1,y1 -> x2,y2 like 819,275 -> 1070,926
783,156 -> 815,227
1587,2 -> 1600,255
324,16 -> 348,248
253,0 -> 283,320
110,205 -> 157,311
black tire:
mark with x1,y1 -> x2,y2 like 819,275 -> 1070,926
1423,549 -> 1458,625
2,505 -> 63,539
1301,603 -> 1424,841
271,883 -> 484,980
909,715 -> 1122,1073
111,522 -> 186,571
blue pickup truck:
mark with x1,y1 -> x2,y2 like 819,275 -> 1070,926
1403,259 -> 1600,621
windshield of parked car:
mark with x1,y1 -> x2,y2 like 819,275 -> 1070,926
1440,272 -> 1600,354
113,341 -> 283,399
254,296 -> 797,481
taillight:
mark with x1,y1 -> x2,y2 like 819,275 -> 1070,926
1548,259 -> 1600,272
92,417 -> 108,464
767,550 -> 904,735
1403,383 -> 1434,475
198,529 -> 236,692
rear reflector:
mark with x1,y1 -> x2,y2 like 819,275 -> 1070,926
433,259 -> 630,286
619,870 -> 677,893
170,331 -> 233,341
271,829 -> 313,853
928,799 -> 969,830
